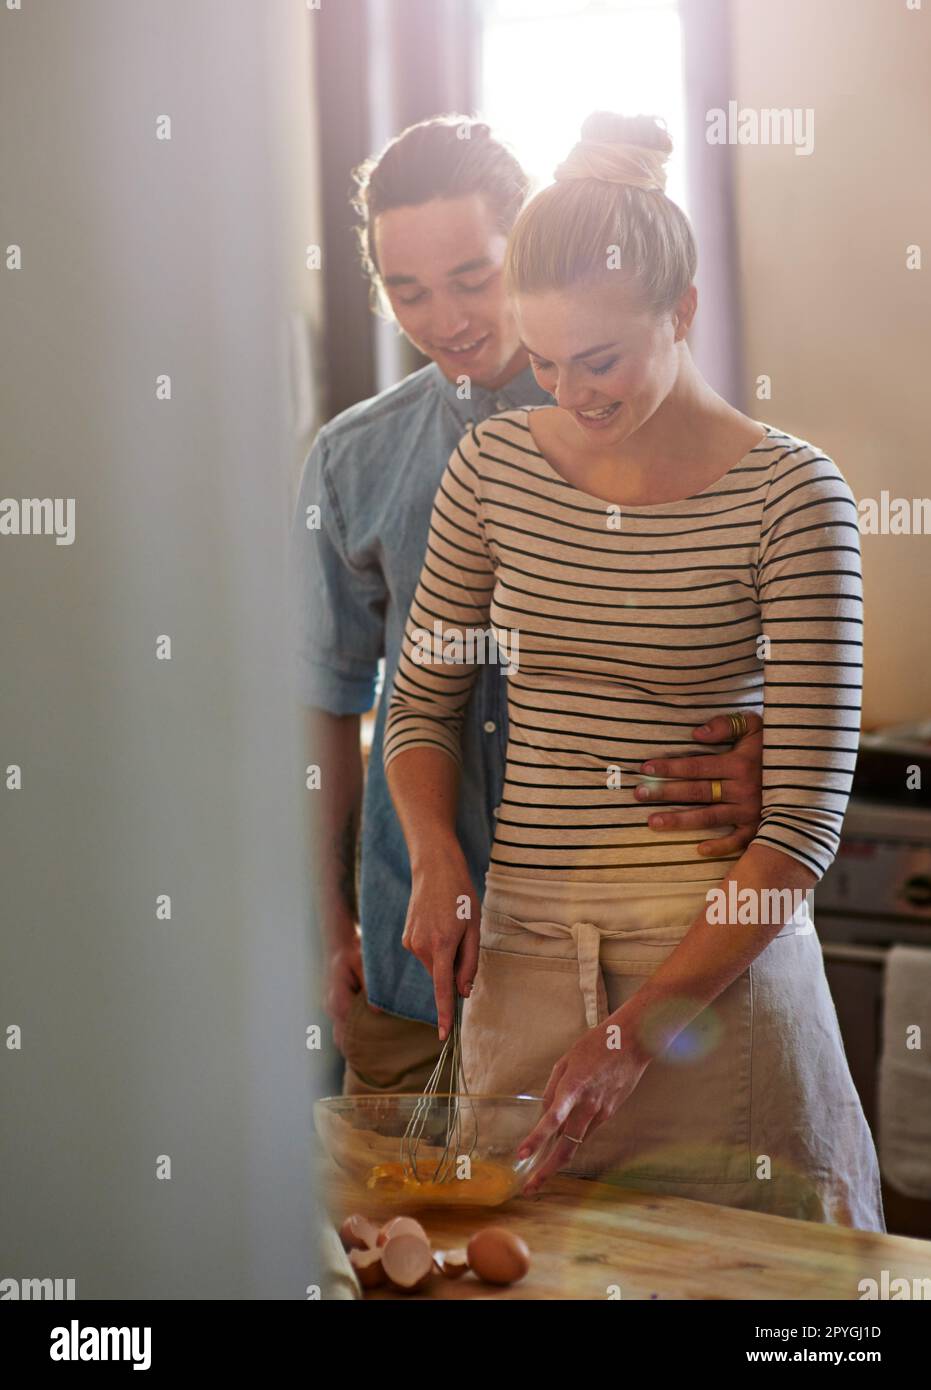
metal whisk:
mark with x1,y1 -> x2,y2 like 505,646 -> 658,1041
400,994 -> 477,1184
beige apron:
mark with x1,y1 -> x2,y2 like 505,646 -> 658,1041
460,870 -> 885,1232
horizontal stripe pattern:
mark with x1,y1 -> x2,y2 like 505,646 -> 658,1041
383,409 -> 862,882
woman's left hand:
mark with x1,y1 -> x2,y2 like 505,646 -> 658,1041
515,1020 -> 651,1196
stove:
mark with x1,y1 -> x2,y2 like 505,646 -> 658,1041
813,724 -> 931,1237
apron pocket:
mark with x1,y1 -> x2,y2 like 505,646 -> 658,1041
597,967 -> 753,1184
461,944 -> 591,1101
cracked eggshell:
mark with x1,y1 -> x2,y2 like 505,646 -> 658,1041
435,1249 -> 470,1280
339,1214 -> 380,1252
381,1234 -> 434,1292
349,1247 -> 386,1289
376,1215 -> 430,1248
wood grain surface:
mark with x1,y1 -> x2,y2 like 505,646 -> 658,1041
323,1164 -> 931,1301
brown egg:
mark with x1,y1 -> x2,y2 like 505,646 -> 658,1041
377,1215 -> 429,1248
467,1227 -> 531,1286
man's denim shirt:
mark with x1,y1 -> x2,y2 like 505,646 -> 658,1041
290,362 -> 552,1025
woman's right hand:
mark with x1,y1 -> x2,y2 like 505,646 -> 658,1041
402,846 -> 480,1041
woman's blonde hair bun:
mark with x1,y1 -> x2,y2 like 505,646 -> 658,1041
504,110 -> 695,318
554,112 -> 672,193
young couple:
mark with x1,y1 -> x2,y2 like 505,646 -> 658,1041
292,112 -> 883,1230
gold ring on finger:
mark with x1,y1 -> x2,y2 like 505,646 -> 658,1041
710,779 -> 723,803
728,712 -> 749,740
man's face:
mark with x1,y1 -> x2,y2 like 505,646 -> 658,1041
373,194 -> 527,393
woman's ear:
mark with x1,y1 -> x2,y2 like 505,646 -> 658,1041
674,284 -> 698,339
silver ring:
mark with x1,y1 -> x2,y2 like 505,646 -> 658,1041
561,1133 -> 585,1146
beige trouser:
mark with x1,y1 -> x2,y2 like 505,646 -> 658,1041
460,870 -> 886,1232
339,983 -> 442,1096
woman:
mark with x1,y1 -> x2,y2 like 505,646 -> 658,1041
382,112 -> 884,1230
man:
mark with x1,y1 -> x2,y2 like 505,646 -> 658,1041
290,115 -> 763,1094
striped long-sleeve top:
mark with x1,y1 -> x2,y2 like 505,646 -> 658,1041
382,409 -> 863,883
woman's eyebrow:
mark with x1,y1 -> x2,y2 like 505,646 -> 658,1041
572,341 -> 620,360
519,339 -> 621,360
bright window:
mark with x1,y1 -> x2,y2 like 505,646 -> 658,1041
479,0 -> 688,214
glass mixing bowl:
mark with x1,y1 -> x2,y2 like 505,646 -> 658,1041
314,1093 -> 560,1209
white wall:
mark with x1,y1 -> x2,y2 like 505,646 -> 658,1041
1,0 -> 325,1298
731,0 -> 931,725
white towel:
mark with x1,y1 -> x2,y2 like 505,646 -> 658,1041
878,945 -> 931,1200
317,1207 -> 362,1300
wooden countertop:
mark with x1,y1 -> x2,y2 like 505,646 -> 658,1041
324,1165 -> 931,1300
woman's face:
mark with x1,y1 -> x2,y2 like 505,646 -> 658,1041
514,280 -> 692,445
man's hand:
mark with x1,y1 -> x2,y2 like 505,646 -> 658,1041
324,932 -> 380,1054
636,712 -> 763,857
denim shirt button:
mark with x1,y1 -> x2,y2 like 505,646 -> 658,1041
483,720 -> 496,733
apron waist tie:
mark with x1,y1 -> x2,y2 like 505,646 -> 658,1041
569,921 -> 609,1029
482,906 -> 691,1030
482,914 -> 614,1029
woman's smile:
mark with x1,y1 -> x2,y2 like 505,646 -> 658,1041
572,400 -> 623,430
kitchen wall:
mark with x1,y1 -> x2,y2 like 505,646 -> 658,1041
731,0 -> 931,727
